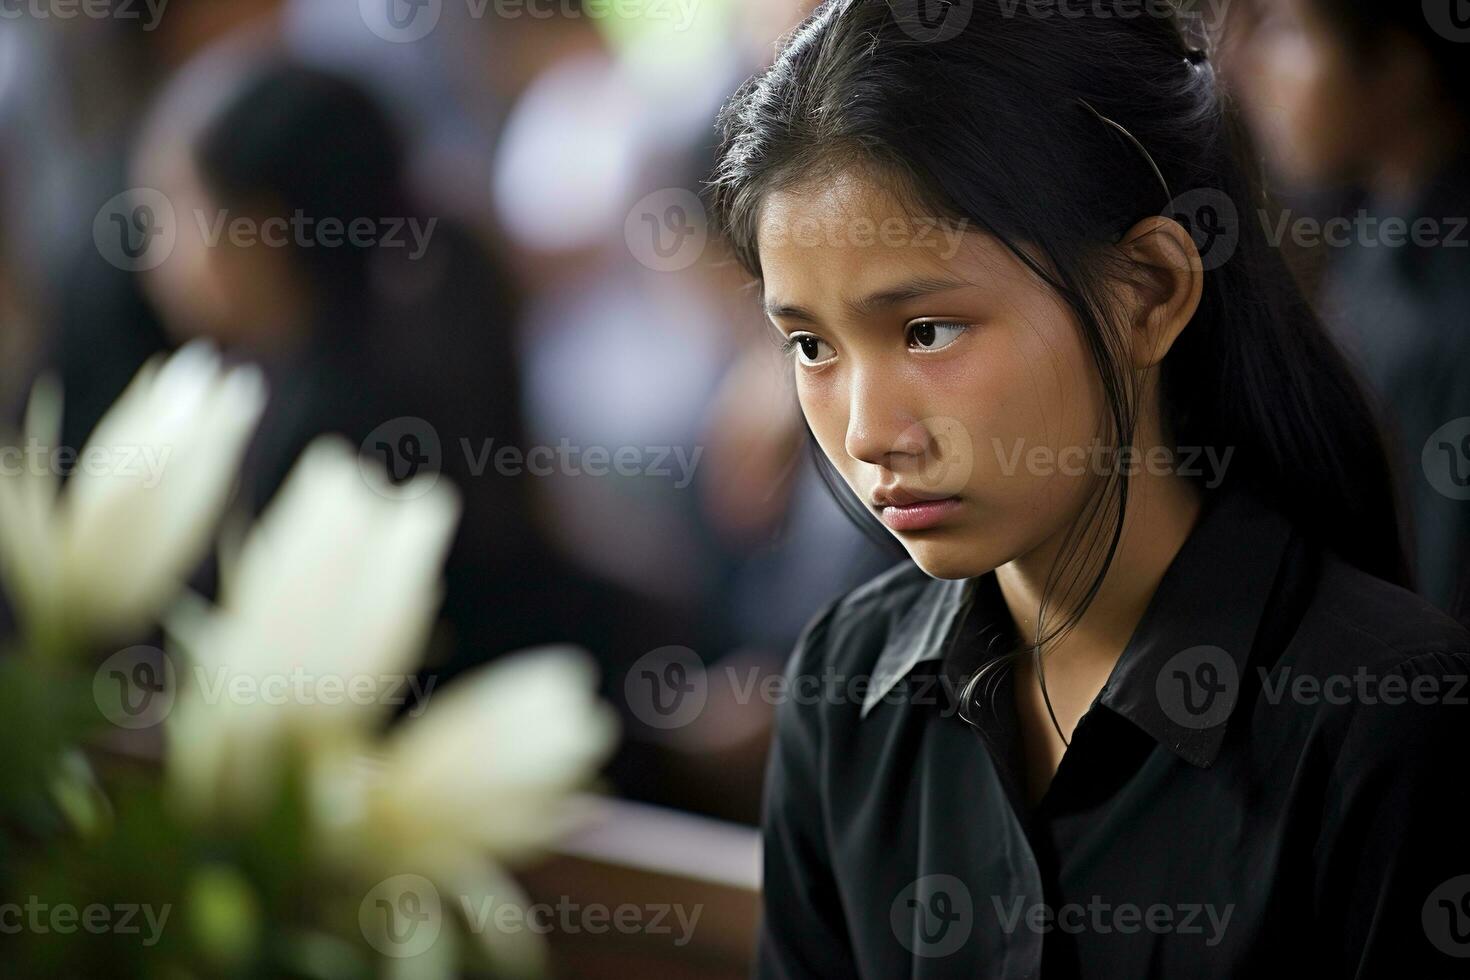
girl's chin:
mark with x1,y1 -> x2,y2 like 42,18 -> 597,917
902,540 -> 1000,581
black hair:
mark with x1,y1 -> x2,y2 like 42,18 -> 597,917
707,0 -> 1409,736
192,62 -> 410,328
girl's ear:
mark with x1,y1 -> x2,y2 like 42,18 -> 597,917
1117,216 -> 1204,369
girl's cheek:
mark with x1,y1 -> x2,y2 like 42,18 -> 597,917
795,373 -> 849,461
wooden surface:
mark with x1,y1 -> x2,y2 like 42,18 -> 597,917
519,795 -> 762,980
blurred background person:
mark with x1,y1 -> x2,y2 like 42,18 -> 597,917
477,0 -> 891,819
1222,0 -> 1470,620
133,52 -> 531,646
25,0 -> 290,449
1,0 -> 888,828
130,42 -> 729,813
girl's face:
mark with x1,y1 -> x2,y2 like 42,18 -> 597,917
757,170 -> 1108,580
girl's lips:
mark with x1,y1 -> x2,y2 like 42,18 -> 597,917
879,496 -> 963,532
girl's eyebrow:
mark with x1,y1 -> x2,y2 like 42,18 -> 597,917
763,300 -> 819,323
764,275 -> 974,323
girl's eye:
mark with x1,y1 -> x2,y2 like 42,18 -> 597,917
907,321 -> 969,352
785,333 -> 836,365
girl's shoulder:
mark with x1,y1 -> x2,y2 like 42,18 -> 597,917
786,559 -> 936,679
1292,550 -> 1470,676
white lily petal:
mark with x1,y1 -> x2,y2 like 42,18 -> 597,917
0,377 -> 69,642
166,436 -> 462,811
371,647 -> 618,863
40,343 -> 267,643
448,863 -> 548,980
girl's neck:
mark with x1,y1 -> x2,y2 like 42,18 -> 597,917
995,471 -> 1203,671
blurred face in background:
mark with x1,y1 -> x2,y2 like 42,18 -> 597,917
1225,0 -> 1451,190
757,169 -> 1109,580
139,142 -> 307,355
1224,0 -> 1376,186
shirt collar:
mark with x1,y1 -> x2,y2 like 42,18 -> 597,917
1094,487 -> 1292,767
859,573 -> 975,719
857,487 -> 1295,768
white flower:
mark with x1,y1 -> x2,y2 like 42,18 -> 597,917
0,341 -> 265,649
339,646 -> 619,876
165,435 -> 618,977
316,647 -> 618,980
168,436 -> 461,814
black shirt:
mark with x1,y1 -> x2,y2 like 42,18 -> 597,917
757,487 -> 1470,978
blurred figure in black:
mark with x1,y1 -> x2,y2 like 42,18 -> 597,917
34,0 -> 289,451
133,54 -> 530,646
134,49 -> 689,797
1225,0 -> 1470,620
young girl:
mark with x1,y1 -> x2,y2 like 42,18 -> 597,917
708,2 -> 1470,977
